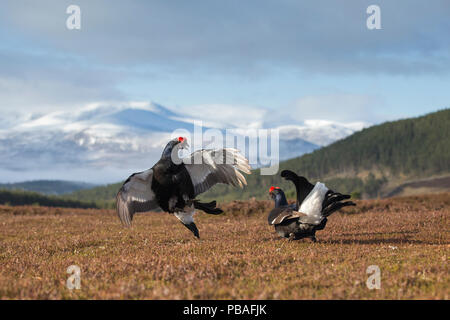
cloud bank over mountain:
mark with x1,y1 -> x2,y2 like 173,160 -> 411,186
0,101 -> 368,183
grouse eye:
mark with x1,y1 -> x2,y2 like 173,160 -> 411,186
178,137 -> 185,143
269,186 -> 275,193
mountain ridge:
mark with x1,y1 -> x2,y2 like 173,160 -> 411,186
60,108 -> 450,207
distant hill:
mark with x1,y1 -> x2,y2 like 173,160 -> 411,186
62,109 -> 450,206
0,189 -> 97,208
63,183 -> 121,208
0,180 -> 96,195
200,108 -> 450,201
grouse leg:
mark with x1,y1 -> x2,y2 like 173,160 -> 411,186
288,233 -> 296,241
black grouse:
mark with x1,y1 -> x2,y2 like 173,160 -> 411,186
116,137 -> 251,238
268,170 -> 356,242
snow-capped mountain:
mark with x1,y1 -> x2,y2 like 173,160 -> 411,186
0,102 -> 367,183
276,120 -> 367,146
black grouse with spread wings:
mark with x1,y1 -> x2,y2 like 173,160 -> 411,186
116,137 -> 251,238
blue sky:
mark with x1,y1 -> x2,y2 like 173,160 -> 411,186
1,0 -> 449,125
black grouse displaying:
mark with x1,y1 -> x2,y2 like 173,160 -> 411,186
268,170 -> 356,242
116,137 -> 251,238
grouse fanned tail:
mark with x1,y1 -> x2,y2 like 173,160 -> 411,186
268,170 -> 356,241
280,170 -> 314,209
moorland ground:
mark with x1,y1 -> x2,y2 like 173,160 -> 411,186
0,193 -> 448,299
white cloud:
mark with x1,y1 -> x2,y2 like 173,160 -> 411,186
169,103 -> 268,129
290,93 -> 383,123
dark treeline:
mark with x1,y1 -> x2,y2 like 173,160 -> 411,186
281,108 -> 450,179
0,189 -> 98,208
62,183 -> 120,209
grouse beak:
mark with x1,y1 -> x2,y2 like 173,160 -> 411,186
179,137 -> 189,150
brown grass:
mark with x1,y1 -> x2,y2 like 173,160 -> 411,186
0,193 -> 448,299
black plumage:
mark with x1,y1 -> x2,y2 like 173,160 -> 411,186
116,137 -> 251,238
268,170 -> 356,241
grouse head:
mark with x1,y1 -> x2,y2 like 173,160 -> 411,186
161,136 -> 190,160
269,186 -> 288,207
